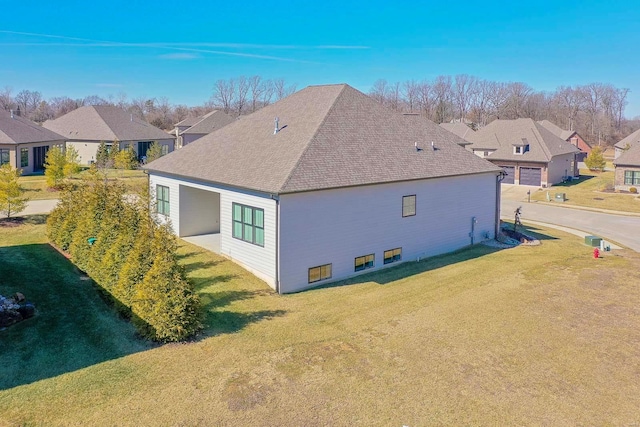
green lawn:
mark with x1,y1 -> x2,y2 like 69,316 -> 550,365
18,169 -> 148,200
2,219 -> 640,425
530,169 -> 640,213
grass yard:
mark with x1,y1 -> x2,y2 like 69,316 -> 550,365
2,219 -> 640,425
530,169 -> 640,213
18,169 -> 148,201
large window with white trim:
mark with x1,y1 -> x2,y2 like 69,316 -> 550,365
232,203 -> 264,246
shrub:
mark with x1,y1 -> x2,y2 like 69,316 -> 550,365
585,146 -> 606,172
46,170 -> 201,342
0,164 -> 28,218
630,187 -> 638,194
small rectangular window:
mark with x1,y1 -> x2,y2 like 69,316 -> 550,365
402,195 -> 416,217
384,248 -> 402,265
355,254 -> 375,272
20,148 -> 28,167
156,185 -> 170,216
308,264 -> 332,284
232,202 -> 265,247
161,144 -> 169,155
0,149 -> 9,166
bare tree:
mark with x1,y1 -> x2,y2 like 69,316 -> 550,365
387,81 -> 401,111
416,80 -> 434,119
432,76 -> 453,123
212,79 -> 236,114
273,78 -> 296,101
504,82 -> 532,119
579,82 -> 606,139
0,86 -> 14,111
453,74 -> 477,122
248,75 -> 264,112
402,80 -> 419,113
235,76 -> 249,116
369,79 -> 389,106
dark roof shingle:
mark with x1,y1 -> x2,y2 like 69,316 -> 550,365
43,105 -> 173,141
147,84 -> 500,194
0,110 -> 65,144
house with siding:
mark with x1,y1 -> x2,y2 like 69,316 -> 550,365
174,110 -> 235,148
538,120 -> 591,161
146,84 -> 502,294
613,143 -> 640,191
614,128 -> 640,159
465,118 -> 580,187
43,105 -> 175,165
0,109 -> 66,174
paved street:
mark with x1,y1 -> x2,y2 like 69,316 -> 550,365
0,199 -> 59,219
501,199 -> 640,252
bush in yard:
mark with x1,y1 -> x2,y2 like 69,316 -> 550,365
585,146 -> 606,172
132,223 -> 201,342
0,164 -> 28,218
44,146 -> 67,188
46,169 -> 201,342
630,187 -> 638,194
95,141 -> 111,169
115,145 -> 138,170
145,141 -> 164,164
63,145 -> 82,177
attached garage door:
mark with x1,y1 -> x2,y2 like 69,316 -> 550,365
501,166 -> 515,184
520,167 -> 542,186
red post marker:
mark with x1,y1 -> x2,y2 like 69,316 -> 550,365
593,248 -> 600,259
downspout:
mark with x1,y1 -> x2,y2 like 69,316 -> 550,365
495,172 -> 505,238
271,194 -> 281,294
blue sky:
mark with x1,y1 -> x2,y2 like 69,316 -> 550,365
1,0 -> 639,117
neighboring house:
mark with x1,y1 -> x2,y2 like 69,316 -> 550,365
146,84 -> 502,294
614,128 -> 640,159
0,109 -> 66,174
613,143 -> 640,191
466,118 -> 580,187
538,120 -> 591,161
43,105 -> 175,165
174,110 -> 235,148
439,122 -> 475,149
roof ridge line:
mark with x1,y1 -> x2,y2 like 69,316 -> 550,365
531,122 -> 552,161
92,105 -> 119,141
278,85 -> 348,193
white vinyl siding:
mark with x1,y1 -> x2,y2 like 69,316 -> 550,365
148,173 -> 277,288
278,172 -> 498,293
547,152 -> 577,186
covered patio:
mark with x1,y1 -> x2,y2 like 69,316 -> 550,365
182,233 -> 221,253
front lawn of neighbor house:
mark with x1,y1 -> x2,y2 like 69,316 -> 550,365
18,169 -> 147,200
1,218 -> 640,425
530,169 -> 640,213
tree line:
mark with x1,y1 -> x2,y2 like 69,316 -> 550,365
0,76 -> 296,131
1,75 -> 638,146
368,76 -> 636,145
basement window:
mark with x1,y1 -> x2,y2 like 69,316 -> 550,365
355,254 -> 375,272
384,248 -> 402,264
309,264 -> 332,283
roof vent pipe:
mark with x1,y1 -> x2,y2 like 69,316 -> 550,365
130,113 -> 133,122
431,141 -> 435,150
274,117 -> 279,135
10,109 -> 14,119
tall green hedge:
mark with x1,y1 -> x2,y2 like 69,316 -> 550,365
47,169 -> 202,342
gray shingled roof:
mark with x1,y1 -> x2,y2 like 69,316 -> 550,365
181,110 -> 235,135
175,115 -> 203,127
615,128 -> 640,150
147,84 -> 500,194
538,120 -> 576,141
439,122 -> 475,141
43,105 -> 173,141
614,143 -> 640,167
0,110 -> 65,144
466,118 -> 580,162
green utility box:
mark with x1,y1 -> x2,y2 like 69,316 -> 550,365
555,193 -> 566,202
585,235 -> 602,247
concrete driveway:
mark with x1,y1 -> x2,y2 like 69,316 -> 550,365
501,199 -> 640,252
